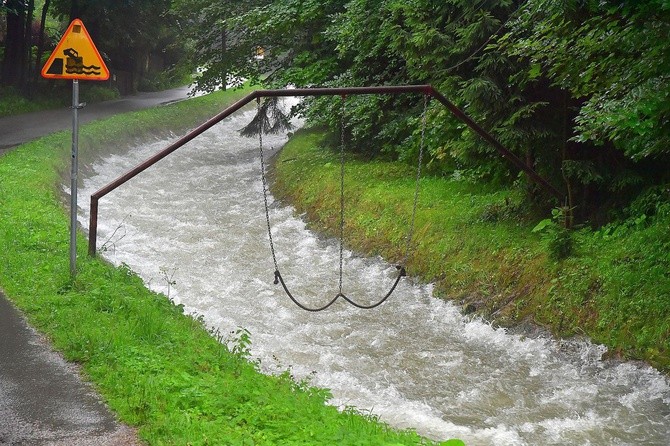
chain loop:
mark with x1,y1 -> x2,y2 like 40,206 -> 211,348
257,93 -> 428,311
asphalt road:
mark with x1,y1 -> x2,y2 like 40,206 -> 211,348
0,86 -> 192,445
0,85 -> 193,152
0,298 -> 139,445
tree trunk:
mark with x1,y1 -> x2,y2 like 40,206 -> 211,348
2,0 -> 26,86
33,0 -> 51,85
69,0 -> 80,22
23,0 -> 35,90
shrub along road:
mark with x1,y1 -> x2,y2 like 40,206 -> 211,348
0,87 -> 191,445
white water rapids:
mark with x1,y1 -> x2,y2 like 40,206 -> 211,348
77,105 -> 670,445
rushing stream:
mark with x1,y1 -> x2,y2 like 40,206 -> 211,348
77,105 -> 670,445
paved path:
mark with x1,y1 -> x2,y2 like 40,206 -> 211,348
0,86 -> 192,445
0,297 -> 139,445
0,85 -> 192,152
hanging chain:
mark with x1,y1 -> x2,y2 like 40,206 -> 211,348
258,93 -> 427,311
402,94 -> 428,264
257,97 -> 280,274
339,95 -> 347,295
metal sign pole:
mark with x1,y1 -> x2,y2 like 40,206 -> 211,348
40,18 -> 108,276
70,79 -> 80,277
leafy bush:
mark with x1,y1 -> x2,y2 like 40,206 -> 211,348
80,85 -> 120,102
532,207 -> 574,261
0,86 -> 65,117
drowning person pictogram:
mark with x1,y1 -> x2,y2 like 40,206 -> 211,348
63,48 -> 101,76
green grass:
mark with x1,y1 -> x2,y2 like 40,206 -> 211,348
0,89 -> 461,444
271,128 -> 670,372
0,86 -> 64,116
545,219 -> 670,365
0,84 -> 122,118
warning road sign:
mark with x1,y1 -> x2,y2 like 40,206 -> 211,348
41,19 -> 109,81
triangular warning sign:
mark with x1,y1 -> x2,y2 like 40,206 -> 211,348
41,19 -> 109,81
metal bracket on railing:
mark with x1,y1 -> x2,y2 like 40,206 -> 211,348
88,85 -> 564,257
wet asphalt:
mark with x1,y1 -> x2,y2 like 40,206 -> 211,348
0,297 -> 139,445
0,85 -> 193,153
0,86 -> 192,445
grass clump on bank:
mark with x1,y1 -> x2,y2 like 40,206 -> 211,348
271,128 -> 670,373
0,89 -> 457,444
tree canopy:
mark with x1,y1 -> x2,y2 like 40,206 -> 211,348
2,0 -> 668,223
185,0 -> 667,223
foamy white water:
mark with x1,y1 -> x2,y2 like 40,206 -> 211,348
77,104 -> 670,445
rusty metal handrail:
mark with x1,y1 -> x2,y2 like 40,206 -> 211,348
88,85 -> 564,257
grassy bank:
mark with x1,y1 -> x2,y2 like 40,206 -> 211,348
0,90 -> 460,444
271,128 -> 670,372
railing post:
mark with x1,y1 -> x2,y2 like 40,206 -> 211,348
88,195 -> 98,257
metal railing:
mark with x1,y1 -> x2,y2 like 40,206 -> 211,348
88,85 -> 564,256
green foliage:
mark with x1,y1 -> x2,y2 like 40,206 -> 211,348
0,86 -> 67,117
79,84 -> 120,102
180,0 -> 670,225
545,208 -> 670,365
5,0 -> 668,225
508,0 -> 670,160
531,208 -> 574,261
0,87 -> 40,117
239,96 -> 295,137
0,84 -> 120,118
137,61 -> 193,92
172,0 -> 275,92
625,184 -> 670,220
503,0 -> 670,218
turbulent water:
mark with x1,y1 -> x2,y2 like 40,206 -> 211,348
77,105 -> 670,445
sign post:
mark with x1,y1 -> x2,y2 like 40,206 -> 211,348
41,19 -> 109,277
70,79 -> 81,277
